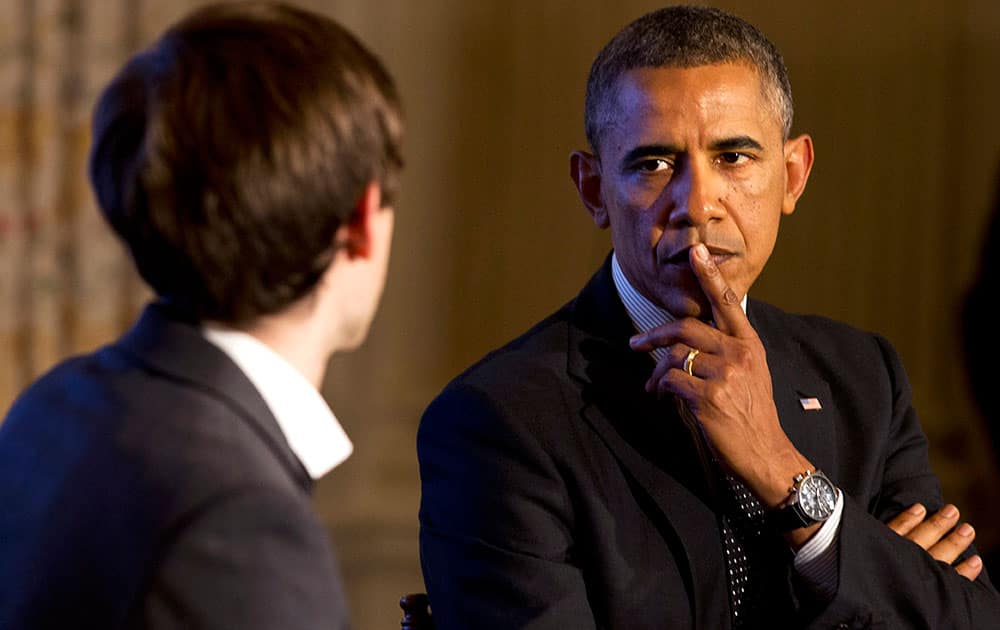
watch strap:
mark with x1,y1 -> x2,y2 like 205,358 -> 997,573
768,502 -> 813,532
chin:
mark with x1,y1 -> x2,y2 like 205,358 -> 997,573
661,292 -> 713,321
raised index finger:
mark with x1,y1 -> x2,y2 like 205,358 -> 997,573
690,243 -> 753,338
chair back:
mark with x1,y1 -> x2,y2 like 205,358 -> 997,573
399,592 -> 433,629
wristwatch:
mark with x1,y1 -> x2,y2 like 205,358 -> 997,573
768,469 -> 838,532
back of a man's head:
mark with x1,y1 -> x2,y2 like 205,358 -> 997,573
89,1 -> 403,326
585,5 -> 793,153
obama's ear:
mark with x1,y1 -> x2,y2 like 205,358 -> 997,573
571,151 -> 610,229
781,134 -> 814,216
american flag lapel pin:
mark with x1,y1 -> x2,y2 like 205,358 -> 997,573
799,397 -> 822,411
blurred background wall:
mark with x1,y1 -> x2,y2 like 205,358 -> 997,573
1,0 -> 998,627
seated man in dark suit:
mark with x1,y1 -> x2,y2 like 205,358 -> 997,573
418,6 -> 999,628
0,2 -> 402,628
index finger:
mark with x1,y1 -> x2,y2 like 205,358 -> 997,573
690,243 -> 753,338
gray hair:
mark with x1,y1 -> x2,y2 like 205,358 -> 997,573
585,5 -> 793,152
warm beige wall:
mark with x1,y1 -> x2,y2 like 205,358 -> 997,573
2,1 -> 998,627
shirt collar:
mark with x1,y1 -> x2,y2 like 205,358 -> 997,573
201,326 -> 352,480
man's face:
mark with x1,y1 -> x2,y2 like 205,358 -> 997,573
573,63 -> 812,319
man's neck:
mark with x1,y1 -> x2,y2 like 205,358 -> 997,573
213,303 -> 334,390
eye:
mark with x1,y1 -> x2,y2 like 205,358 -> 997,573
633,158 -> 672,173
718,152 -> 751,165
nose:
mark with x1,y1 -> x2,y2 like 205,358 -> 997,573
666,158 -> 725,227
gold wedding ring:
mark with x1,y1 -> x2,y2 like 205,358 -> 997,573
683,348 -> 700,376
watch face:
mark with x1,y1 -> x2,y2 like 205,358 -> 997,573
799,474 -> 837,521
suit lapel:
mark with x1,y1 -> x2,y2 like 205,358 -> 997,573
116,302 -> 312,490
749,301 -> 838,475
567,259 -> 732,630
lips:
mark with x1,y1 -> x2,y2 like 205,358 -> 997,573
661,244 -> 735,266
664,248 -> 692,265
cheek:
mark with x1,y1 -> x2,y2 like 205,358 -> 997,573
740,201 -> 782,271
607,186 -> 662,245
728,180 -> 783,259
609,210 -> 653,252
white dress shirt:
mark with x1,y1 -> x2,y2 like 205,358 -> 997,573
201,327 -> 353,480
610,253 -> 841,599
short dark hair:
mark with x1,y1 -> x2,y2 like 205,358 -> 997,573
89,1 -> 403,325
585,5 -> 793,152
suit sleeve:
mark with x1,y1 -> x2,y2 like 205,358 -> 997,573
806,335 -> 1000,629
141,487 -> 351,630
418,384 -> 598,630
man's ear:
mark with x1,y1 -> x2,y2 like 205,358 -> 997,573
340,181 -> 382,259
781,134 -> 814,216
570,150 -> 610,229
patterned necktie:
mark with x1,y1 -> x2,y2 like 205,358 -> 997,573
676,398 -> 768,629
718,468 -> 769,629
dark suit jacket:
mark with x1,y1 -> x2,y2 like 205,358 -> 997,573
418,257 -> 1000,629
0,303 -> 350,629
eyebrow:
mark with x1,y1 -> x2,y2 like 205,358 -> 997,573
620,144 -> 680,170
709,135 -> 764,152
619,136 -> 765,170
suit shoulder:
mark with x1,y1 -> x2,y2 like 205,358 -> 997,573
751,300 -> 893,350
421,301 -> 579,437
1,342 -> 299,507
750,299 -> 907,386
449,301 -> 573,389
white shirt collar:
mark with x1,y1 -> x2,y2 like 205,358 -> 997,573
610,252 -> 747,363
201,327 -> 352,480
